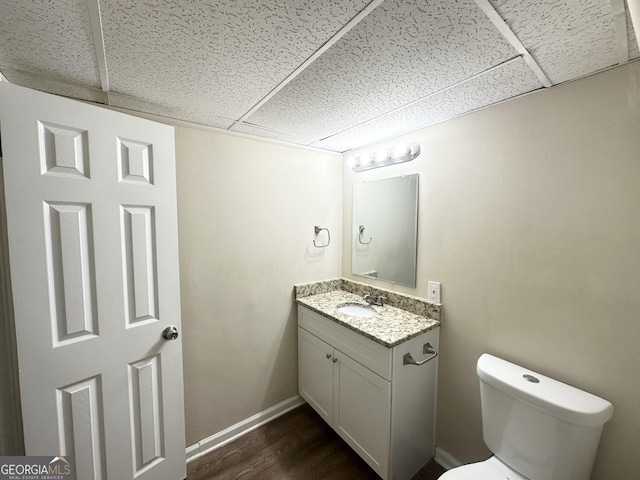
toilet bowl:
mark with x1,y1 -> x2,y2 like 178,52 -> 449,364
439,354 -> 613,480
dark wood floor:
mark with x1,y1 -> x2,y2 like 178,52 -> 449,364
187,403 -> 446,480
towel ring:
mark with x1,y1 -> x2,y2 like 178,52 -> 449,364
358,225 -> 372,245
313,226 -> 330,248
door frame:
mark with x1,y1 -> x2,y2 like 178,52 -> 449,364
0,151 -> 25,455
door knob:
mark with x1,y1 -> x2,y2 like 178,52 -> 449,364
162,326 -> 179,340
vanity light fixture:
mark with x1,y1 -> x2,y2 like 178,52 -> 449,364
350,142 -> 420,172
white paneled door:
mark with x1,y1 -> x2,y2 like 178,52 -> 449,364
0,83 -> 186,480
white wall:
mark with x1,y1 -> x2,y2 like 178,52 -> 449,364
342,61 -> 640,479
172,125 -> 342,445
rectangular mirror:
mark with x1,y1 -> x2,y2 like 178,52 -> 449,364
352,174 -> 419,287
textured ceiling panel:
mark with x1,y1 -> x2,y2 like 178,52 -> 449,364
488,0 -> 619,84
0,68 -> 107,104
231,123 -> 317,146
108,92 -> 234,130
0,0 -> 634,153
312,57 -> 542,152
0,0 -> 100,88
100,0 -> 370,120
241,0 -> 517,141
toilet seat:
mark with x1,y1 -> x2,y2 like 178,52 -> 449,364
439,456 -> 528,480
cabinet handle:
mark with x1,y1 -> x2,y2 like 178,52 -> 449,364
403,343 -> 438,366
333,358 -> 338,363
326,353 -> 332,360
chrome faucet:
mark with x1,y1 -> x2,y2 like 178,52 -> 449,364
363,291 -> 386,306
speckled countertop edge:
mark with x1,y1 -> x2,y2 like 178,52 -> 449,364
295,287 -> 440,348
295,277 -> 442,321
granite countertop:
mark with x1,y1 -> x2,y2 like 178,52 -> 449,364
296,290 -> 440,348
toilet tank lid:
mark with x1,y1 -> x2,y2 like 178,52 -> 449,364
477,354 -> 614,427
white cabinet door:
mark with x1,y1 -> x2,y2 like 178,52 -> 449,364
0,83 -> 185,480
298,327 -> 334,424
334,351 -> 391,478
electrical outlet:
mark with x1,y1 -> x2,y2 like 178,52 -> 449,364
428,281 -> 441,303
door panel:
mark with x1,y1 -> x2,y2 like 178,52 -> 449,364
334,352 -> 391,478
39,121 -> 90,178
298,327 -> 334,424
56,375 -> 106,480
44,201 -> 98,344
117,138 -> 154,185
128,355 -> 164,475
121,205 -> 158,325
0,82 -> 185,480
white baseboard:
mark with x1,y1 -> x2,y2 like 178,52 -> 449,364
186,394 -> 305,463
185,443 -> 199,460
434,446 -> 462,471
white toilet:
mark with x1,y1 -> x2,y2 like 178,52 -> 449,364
440,353 -> 613,480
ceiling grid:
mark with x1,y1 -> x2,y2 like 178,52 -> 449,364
610,0 -> 630,63
241,0 -> 519,144
0,0 -> 636,152
311,56 -> 542,151
231,0 -> 386,129
87,0 -> 110,93
473,0 -> 552,87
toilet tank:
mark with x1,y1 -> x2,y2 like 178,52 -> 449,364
477,354 -> 613,480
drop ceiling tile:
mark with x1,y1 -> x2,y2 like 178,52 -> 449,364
108,92 -> 234,129
100,0 -> 370,122
245,0 -> 517,142
0,68 -> 107,104
312,57 -> 542,152
0,0 -> 101,88
231,123 -> 317,146
488,0 -> 619,84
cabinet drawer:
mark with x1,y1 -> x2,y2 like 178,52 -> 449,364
298,306 -> 392,381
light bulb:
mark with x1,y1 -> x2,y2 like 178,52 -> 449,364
391,144 -> 410,159
374,150 -> 388,162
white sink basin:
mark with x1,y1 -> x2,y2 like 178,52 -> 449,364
337,303 -> 376,318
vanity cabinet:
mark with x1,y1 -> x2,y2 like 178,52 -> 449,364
298,305 -> 439,480
299,327 -> 391,474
